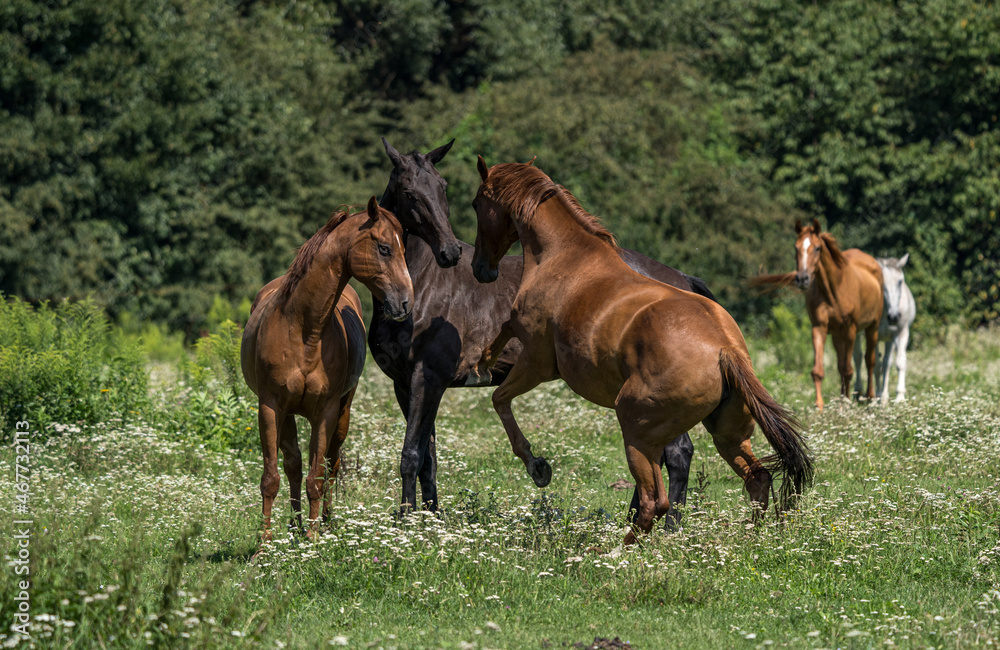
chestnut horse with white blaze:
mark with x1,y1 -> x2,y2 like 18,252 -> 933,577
755,220 -> 883,410
241,197 -> 413,542
469,158 -> 813,544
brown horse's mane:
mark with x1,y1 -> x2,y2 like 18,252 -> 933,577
485,163 -> 618,249
276,208 -> 355,305
816,230 -> 847,268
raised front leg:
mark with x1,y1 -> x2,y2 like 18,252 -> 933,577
397,368 -> 448,513
466,318 -> 514,387
811,325 -> 828,410
894,326 -> 910,403
492,353 -> 553,488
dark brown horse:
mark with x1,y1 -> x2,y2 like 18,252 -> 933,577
241,198 -> 413,541
470,159 -> 813,543
370,140 -> 716,527
753,219 -> 883,410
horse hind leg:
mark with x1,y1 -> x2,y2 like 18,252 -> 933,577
702,398 -> 772,518
628,432 -> 693,531
617,427 -> 672,545
278,415 -> 302,531
323,388 -> 356,522
258,402 -> 282,544
852,335 -> 864,398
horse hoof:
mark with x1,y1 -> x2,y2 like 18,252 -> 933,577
530,458 -> 552,487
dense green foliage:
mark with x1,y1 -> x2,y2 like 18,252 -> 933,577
0,296 -> 147,434
1,0 -> 997,334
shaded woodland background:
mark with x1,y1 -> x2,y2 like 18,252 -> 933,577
1,0 -> 998,337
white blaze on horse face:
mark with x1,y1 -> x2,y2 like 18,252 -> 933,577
800,236 -> 812,271
395,232 -> 402,252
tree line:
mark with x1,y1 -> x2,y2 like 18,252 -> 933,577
1,0 -> 996,336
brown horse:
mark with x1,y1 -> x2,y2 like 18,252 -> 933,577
754,219 -> 883,410
470,158 -> 813,544
241,197 -> 413,541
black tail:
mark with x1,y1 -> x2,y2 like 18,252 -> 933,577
719,347 -> 814,510
683,273 -> 718,304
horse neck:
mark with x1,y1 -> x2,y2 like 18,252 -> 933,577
814,242 -> 847,314
283,230 -> 353,339
517,199 -> 610,273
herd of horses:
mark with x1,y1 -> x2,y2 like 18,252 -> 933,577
240,139 -> 916,546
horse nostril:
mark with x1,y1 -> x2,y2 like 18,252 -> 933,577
401,300 -> 410,314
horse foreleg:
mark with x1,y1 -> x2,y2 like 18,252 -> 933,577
894,326 -> 910,403
864,323 -> 878,400
278,415 -> 302,531
876,335 -> 893,404
258,402 -> 282,544
466,318 -> 515,386
810,325 -> 828,410
492,355 -> 551,488
398,366 -> 447,513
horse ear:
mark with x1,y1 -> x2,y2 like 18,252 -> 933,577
382,137 -> 405,168
525,155 -> 537,167
794,219 -> 803,234
812,218 -> 821,233
367,196 -> 380,222
477,155 -> 490,182
898,252 -> 909,268
425,139 -> 454,166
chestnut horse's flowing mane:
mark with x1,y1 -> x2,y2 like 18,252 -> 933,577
816,230 -> 848,268
485,163 -> 618,249
277,208 -> 354,305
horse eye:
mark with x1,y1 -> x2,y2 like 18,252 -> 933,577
378,243 -> 391,257
404,191 -> 415,201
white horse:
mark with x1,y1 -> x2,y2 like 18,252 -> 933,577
876,254 -> 916,403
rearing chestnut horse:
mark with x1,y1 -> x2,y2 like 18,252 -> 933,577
371,139 -> 713,528
470,158 -> 813,543
241,198 -> 413,541
755,220 -> 883,410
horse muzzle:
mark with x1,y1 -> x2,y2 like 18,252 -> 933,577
436,241 -> 462,268
472,259 -> 499,284
794,272 -> 811,289
886,311 -> 900,325
383,298 -> 412,322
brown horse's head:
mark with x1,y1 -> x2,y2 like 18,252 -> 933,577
793,218 -> 824,289
381,137 -> 462,268
350,197 -> 414,321
471,155 -> 522,283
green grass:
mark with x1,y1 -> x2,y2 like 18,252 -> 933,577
2,328 -> 1000,648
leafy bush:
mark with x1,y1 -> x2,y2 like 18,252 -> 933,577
0,296 -> 148,436
156,319 -> 259,452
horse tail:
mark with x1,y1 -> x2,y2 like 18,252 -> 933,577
748,272 -> 797,293
719,346 -> 814,510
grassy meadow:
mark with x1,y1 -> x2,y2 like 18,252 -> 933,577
2,321 -> 1000,649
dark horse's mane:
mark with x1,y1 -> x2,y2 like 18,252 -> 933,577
276,208 -> 355,305
485,163 -> 618,249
